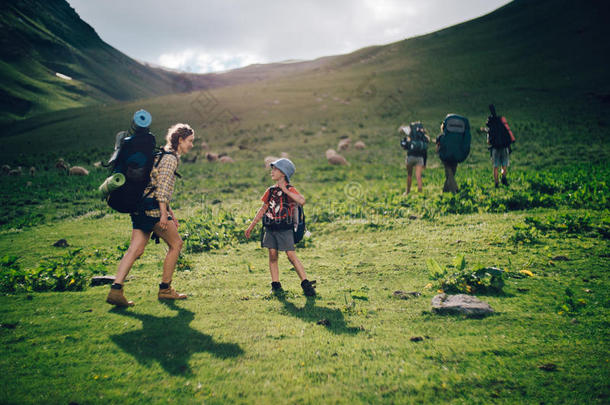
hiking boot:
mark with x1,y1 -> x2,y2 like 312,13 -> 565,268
495,182 -> 499,189
158,287 -> 187,300
106,288 -> 134,307
301,279 -> 316,297
501,176 -> 508,186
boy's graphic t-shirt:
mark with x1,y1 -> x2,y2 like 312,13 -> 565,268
261,185 -> 302,228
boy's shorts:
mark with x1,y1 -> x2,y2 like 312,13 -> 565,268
491,147 -> 510,168
262,229 -> 295,251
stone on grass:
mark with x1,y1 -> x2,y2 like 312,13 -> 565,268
393,290 -> 421,300
431,294 -> 494,317
53,239 -> 69,247
90,275 -> 117,286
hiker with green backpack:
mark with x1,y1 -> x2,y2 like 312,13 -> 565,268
399,122 -> 430,195
435,114 -> 471,193
486,104 -> 515,188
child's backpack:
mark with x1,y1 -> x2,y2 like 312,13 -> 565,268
438,114 -> 471,164
400,122 -> 428,156
486,105 -> 514,149
104,110 -> 157,213
262,186 -> 307,243
293,204 -> 306,244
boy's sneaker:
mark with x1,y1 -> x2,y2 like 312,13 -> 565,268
271,281 -> 284,295
106,288 -> 134,307
501,176 -> 508,186
158,287 -> 187,300
301,279 -> 316,297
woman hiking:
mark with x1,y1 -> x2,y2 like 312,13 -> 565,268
106,123 -> 195,307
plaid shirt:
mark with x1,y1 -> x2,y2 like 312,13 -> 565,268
143,151 -> 179,217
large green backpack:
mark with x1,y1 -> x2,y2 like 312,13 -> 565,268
438,114 -> 471,164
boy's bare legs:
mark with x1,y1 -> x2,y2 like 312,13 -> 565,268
493,166 -> 499,185
269,248 -> 280,282
415,165 -> 424,192
286,250 -> 307,281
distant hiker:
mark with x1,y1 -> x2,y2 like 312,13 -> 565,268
486,104 -> 515,187
244,158 -> 316,297
399,122 -> 430,194
106,119 -> 195,307
436,114 -> 471,193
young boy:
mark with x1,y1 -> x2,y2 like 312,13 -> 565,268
244,158 -> 316,296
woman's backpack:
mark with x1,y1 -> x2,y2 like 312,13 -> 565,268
106,128 -> 157,213
438,114 -> 471,164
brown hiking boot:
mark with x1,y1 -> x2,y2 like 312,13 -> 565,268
158,287 -> 187,300
106,288 -> 135,307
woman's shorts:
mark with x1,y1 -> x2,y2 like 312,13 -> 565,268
491,147 -> 510,167
262,229 -> 295,251
130,213 -> 162,233
406,155 -> 425,167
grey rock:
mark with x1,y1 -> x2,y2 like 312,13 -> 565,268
53,239 -> 69,247
90,275 -> 116,286
393,290 -> 421,300
432,294 -> 494,317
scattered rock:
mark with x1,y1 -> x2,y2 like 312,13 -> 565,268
431,294 -> 494,317
338,138 -> 351,151
317,319 -> 330,326
408,215 -> 418,220
1,322 -> 18,329
219,156 -> 235,163
410,336 -> 424,342
517,288 -> 530,293
327,153 -> 349,166
206,152 -> 218,162
584,289 -> 592,293
393,290 -> 421,300
93,161 -> 103,168
69,166 -> 89,176
83,309 -> 93,313
53,239 -> 69,248
90,275 -> 116,286
264,156 -> 279,168
538,363 -> 558,372
354,141 -> 366,150
552,255 -> 569,261
240,296 -> 250,301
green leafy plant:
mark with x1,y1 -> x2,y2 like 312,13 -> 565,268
557,287 -> 586,316
428,255 -> 505,294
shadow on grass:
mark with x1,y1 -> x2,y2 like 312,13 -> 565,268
109,301 -> 244,376
277,295 -> 362,335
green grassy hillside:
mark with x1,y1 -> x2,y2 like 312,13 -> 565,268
1,0 -> 608,165
0,0 -> 204,125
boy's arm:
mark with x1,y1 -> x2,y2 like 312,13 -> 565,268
245,203 -> 268,238
280,185 -> 306,206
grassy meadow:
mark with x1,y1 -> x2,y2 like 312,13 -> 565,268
2,0 -> 610,403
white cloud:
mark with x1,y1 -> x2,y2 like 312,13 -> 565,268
68,0 -> 512,73
158,50 -> 264,73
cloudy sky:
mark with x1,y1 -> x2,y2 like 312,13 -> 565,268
68,0 -> 511,73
